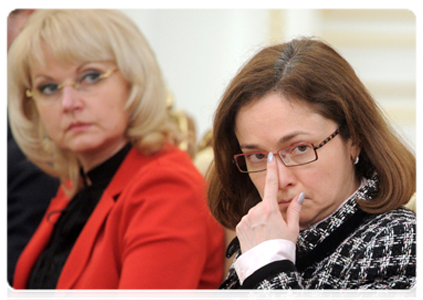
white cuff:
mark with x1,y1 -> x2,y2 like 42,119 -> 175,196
234,239 -> 296,285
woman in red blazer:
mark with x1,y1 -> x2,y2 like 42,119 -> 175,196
8,9 -> 224,289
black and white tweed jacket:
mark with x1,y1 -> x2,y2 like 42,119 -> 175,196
220,176 -> 416,289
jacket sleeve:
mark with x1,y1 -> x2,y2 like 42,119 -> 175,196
237,210 -> 416,289
114,158 -> 224,289
241,260 -> 304,289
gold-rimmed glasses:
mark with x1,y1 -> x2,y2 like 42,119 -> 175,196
26,69 -> 118,103
233,128 -> 341,173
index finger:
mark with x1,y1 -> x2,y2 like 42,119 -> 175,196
262,152 -> 279,208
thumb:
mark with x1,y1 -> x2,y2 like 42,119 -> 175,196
286,192 -> 305,230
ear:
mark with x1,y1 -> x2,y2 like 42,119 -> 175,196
350,142 -> 361,162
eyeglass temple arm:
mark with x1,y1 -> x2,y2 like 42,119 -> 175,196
313,128 -> 341,150
26,90 -> 34,98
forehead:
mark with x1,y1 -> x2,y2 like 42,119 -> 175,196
235,93 -> 317,131
29,42 -> 110,71
29,46 -> 116,80
29,57 -> 85,83
234,93 -> 335,146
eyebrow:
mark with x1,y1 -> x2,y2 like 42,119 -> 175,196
239,130 -> 310,150
32,62 -> 94,81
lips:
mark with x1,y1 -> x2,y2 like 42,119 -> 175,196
278,199 -> 293,205
66,121 -> 91,132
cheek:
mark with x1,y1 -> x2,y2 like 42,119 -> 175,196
249,174 -> 266,198
304,168 -> 333,198
36,106 -> 61,137
111,91 -> 130,122
95,94 -> 129,127
300,167 -> 346,219
110,106 -> 130,128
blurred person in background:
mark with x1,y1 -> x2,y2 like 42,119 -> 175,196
9,9 -> 224,289
7,8 -> 60,286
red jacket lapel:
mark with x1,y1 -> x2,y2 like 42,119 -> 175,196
56,148 -> 150,288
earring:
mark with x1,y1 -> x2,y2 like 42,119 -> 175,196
354,156 -> 359,165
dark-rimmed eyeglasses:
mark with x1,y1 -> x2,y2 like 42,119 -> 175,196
233,127 -> 341,173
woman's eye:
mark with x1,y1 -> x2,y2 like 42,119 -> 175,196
291,145 -> 311,155
38,83 -> 59,95
247,153 -> 267,163
80,71 -> 102,85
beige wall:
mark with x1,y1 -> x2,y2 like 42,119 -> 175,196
269,9 -> 416,150
122,9 -> 416,151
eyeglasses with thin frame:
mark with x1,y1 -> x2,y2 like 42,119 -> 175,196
233,127 -> 341,173
26,68 -> 118,103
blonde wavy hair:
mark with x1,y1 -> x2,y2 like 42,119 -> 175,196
8,9 -> 178,197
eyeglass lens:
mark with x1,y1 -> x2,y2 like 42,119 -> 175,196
28,69 -> 115,102
235,144 -> 317,173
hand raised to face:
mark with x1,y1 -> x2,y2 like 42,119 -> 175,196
236,152 -> 304,254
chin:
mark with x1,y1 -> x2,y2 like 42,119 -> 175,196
299,223 -> 310,230
70,144 -> 98,151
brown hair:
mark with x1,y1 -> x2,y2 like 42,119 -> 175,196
207,37 -> 416,230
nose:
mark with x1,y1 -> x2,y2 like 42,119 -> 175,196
274,154 -> 296,190
61,85 -> 83,112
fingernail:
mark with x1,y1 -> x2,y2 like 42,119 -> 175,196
268,152 -> 274,163
298,192 -> 305,205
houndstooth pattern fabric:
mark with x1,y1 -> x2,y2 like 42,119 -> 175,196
220,175 -> 416,289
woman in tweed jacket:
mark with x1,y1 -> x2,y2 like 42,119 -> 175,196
207,37 -> 416,289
